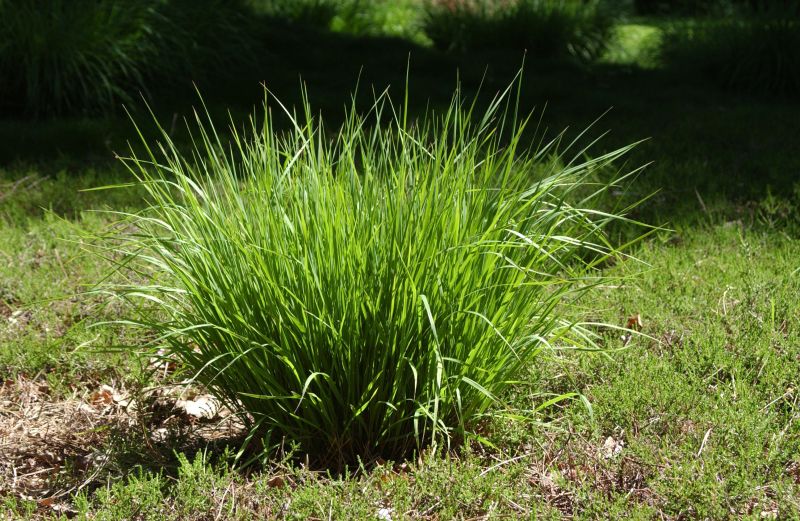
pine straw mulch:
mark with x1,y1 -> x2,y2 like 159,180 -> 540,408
12,367 -> 787,518
0,374 -> 245,515
0,370 -> 668,519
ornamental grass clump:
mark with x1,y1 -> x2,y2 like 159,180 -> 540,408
661,5 -> 800,97
424,0 -> 612,62
0,0 -> 154,116
0,0 -> 255,116
109,82 -> 641,467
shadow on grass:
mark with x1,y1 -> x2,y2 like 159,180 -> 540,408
1,16 -> 798,227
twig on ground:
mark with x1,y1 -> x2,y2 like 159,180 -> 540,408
696,428 -> 712,457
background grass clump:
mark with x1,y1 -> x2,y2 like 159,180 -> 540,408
145,0 -> 256,87
661,4 -> 800,97
423,0 -> 612,62
249,0 -> 425,41
252,0 -> 343,29
105,82 -> 642,468
0,0 -> 255,117
0,0 -> 156,117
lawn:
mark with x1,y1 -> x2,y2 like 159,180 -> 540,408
1,3 -> 800,519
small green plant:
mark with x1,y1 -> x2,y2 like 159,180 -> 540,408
758,185 -> 800,232
423,0 -> 612,62
251,0 -> 407,36
104,79 -> 642,468
330,0 -> 422,39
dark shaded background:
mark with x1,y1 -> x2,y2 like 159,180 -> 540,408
1,0 -> 798,227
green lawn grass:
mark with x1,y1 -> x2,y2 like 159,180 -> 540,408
3,173 -> 797,519
1,13 -> 799,519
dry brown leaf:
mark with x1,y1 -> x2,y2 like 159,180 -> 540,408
621,313 -> 643,346
267,475 -> 286,488
89,385 -> 114,406
601,436 -> 624,459
174,395 -> 220,419
625,314 -> 643,331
